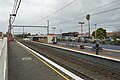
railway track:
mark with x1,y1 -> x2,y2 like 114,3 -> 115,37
20,41 -> 120,80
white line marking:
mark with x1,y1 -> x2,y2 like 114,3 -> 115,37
17,41 -> 84,80
21,57 -> 32,61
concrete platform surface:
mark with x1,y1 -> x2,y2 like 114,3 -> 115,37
8,42 -> 66,80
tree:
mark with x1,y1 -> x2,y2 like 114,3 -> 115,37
28,33 -> 31,36
92,31 -> 95,37
92,28 -> 107,39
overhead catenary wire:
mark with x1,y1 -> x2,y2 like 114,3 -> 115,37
64,0 -> 120,21
58,19 -> 120,30
51,6 -> 120,27
86,0 -> 119,13
95,19 -> 120,24
50,0 -> 120,27
32,0 -> 78,24
33,0 -> 119,26
11,0 -> 120,33
91,6 -> 120,16
11,0 -> 21,24
59,25 -> 120,32
12,0 -> 18,13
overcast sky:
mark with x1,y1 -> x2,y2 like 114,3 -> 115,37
0,0 -> 120,34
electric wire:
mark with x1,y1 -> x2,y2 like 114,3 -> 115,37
32,0 -> 78,24
51,6 -> 120,27
10,0 -> 120,33
33,0 -> 120,26
63,0 -> 120,22
11,0 -> 21,24
12,0 -> 18,13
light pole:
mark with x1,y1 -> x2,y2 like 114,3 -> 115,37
78,22 -> 84,34
86,14 -> 90,38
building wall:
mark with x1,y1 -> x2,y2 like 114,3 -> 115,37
47,35 -> 53,43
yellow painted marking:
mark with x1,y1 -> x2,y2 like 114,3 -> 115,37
19,43 -> 70,80
30,51 -> 69,80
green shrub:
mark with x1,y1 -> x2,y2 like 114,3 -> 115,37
110,41 -> 120,46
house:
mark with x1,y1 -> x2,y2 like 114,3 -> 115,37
27,34 -> 57,43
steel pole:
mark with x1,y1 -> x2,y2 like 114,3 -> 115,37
88,20 -> 90,38
95,24 -> 97,39
81,24 -> 83,34
47,20 -> 49,35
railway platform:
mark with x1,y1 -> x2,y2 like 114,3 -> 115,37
8,41 -> 71,80
8,40 -> 120,80
56,42 -> 120,60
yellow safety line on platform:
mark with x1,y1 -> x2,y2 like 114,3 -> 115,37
18,43 -> 70,80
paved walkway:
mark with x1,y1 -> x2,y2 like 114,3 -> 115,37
8,42 -> 65,80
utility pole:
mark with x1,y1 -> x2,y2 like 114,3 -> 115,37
78,22 -> 84,34
23,26 -> 24,38
86,14 -> 90,38
47,20 -> 49,35
94,24 -> 97,39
